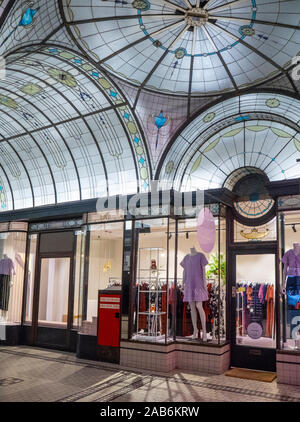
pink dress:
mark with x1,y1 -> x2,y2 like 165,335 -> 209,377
180,253 -> 209,302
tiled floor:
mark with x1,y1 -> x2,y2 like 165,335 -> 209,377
1,346 -> 300,402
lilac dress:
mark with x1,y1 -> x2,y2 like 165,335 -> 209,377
180,253 -> 208,302
282,249 -> 300,276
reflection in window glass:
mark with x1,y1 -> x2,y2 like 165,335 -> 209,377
80,222 -> 124,336
25,234 -> 37,324
0,231 -> 26,324
73,231 -> 84,329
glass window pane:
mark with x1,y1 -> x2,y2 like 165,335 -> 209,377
236,254 -> 276,349
132,218 -> 170,344
80,221 -> 124,336
280,210 -> 300,351
0,231 -> 26,325
24,234 -> 37,324
38,258 -> 70,328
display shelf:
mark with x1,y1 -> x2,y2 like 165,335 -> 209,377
136,247 -> 168,338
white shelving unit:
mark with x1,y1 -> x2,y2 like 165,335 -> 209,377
136,247 -> 167,340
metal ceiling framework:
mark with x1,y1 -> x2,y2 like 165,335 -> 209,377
157,91 -> 300,191
0,0 -> 298,212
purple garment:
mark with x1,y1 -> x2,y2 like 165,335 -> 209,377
180,252 -> 208,302
0,258 -> 15,276
282,249 -> 300,276
258,284 -> 265,304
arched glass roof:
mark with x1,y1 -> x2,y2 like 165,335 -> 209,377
158,92 -> 300,190
0,1 -> 299,213
0,47 -> 151,211
62,0 -> 300,95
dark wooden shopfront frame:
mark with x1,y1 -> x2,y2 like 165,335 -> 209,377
226,207 -> 280,371
25,229 -> 78,350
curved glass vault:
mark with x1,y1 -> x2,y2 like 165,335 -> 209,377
158,92 -> 300,190
0,47 -> 151,211
0,0 -> 298,211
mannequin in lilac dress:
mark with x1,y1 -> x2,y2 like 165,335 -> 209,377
282,243 -> 300,297
180,247 -> 209,341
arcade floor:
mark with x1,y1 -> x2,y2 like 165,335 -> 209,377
1,346 -> 300,402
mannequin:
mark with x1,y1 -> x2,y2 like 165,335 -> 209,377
0,254 -> 15,317
181,246 -> 209,341
282,243 -> 300,293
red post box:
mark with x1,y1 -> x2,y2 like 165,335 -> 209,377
97,289 -> 122,363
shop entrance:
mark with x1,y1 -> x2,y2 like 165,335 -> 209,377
29,231 -> 77,350
230,248 -> 277,372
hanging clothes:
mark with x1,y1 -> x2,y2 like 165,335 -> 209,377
138,282 -> 148,330
266,285 -> 275,337
250,284 -> 263,325
161,284 -> 167,335
0,274 -> 11,311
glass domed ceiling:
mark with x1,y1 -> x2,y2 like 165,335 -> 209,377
63,0 -> 300,95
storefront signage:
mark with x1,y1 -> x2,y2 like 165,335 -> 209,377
247,322 -> 263,339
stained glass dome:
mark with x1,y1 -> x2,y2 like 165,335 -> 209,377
159,92 -> 300,190
62,0 -> 300,95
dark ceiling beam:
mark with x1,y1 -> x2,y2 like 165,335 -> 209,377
203,25 -> 238,91
0,163 -> 15,210
210,15 -> 300,31
0,96 -> 58,204
0,83 -> 83,201
208,0 -> 249,13
133,23 -> 190,108
98,19 -> 185,64
66,14 -> 182,25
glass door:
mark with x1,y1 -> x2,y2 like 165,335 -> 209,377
38,258 -> 71,328
34,255 -> 73,349
231,252 -> 277,372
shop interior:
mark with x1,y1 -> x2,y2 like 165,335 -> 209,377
130,215 -> 226,345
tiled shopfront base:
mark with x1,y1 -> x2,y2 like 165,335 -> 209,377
120,341 -> 230,374
277,352 -> 300,386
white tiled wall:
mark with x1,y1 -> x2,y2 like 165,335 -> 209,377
277,352 -> 300,386
120,341 -> 230,374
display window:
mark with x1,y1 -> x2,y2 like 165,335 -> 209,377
0,230 -> 27,326
235,253 -> 276,348
176,215 -> 226,345
130,209 -> 226,345
279,210 -> 300,351
131,217 -> 173,344
79,221 -> 124,336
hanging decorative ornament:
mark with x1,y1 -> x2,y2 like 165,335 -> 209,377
240,228 -> 270,240
197,208 -> 216,253
154,111 -> 167,149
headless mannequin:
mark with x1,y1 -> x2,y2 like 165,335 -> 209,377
187,246 -> 207,341
0,254 -> 14,319
282,243 -> 300,293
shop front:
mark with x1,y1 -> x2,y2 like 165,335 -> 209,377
22,219 -> 84,351
1,187 -> 300,384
